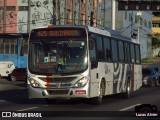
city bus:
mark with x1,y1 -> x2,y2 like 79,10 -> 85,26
27,25 -> 142,104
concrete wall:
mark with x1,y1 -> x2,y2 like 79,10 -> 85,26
122,11 -> 152,59
17,0 -> 28,33
30,0 -> 53,30
6,0 -> 17,33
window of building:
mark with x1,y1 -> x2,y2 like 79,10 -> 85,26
0,39 -> 17,54
0,11 -> 3,20
103,37 -> 112,61
144,19 -> 147,27
112,39 -> 118,61
66,10 -> 70,24
129,13 -> 132,22
125,11 -> 127,20
152,23 -> 160,28
80,14 -> 85,25
18,6 -> 28,11
73,11 -> 76,25
6,6 -> 16,11
140,18 -> 143,26
135,15 -> 138,23
152,24 -> 154,27
0,43 -> 4,54
148,21 -> 152,28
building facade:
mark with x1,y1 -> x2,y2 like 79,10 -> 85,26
0,0 -> 152,59
122,11 -> 152,59
152,16 -> 160,36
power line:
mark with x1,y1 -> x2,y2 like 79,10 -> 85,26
120,20 -> 138,34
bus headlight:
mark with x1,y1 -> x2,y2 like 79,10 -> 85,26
29,78 -> 41,88
74,76 -> 89,87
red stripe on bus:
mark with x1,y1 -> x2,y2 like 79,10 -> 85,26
46,76 -> 51,89
131,65 -> 134,91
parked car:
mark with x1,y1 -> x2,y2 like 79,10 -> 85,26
150,66 -> 160,86
0,61 -> 15,77
8,68 -> 27,82
142,67 -> 158,87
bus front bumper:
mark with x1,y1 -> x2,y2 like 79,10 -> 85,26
28,85 -> 89,99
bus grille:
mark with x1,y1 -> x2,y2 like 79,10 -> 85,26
47,89 -> 69,95
39,77 -> 76,83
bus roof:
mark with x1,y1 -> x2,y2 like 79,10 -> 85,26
87,26 -> 139,44
87,26 -> 111,37
31,25 -> 139,44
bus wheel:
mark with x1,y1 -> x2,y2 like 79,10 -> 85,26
11,76 -> 16,81
91,81 -> 105,105
122,82 -> 131,98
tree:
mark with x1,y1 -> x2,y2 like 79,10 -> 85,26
152,36 -> 160,47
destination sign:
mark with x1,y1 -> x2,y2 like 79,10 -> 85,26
35,29 -> 81,37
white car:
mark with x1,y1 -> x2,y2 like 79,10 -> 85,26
0,61 -> 15,77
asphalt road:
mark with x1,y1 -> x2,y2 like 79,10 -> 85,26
0,58 -> 160,120
0,77 -> 159,120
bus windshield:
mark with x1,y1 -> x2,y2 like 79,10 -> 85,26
28,38 -> 88,75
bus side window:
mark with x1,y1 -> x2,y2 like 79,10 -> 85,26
89,39 -> 96,61
112,39 -> 118,62
95,35 -> 104,60
103,37 -> 112,61
130,43 -> 135,63
135,45 -> 140,63
124,42 -> 130,62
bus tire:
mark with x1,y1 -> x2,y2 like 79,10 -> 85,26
10,75 -> 16,81
122,82 -> 131,98
91,81 -> 105,105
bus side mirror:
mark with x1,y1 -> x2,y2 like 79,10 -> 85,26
89,40 -> 94,50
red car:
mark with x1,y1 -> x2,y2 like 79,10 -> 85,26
8,68 -> 27,81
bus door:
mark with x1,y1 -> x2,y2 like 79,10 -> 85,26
89,38 -> 99,97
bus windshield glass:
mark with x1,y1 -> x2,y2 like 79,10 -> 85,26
28,28 -> 88,75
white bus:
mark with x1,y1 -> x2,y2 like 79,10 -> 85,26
27,25 -> 142,104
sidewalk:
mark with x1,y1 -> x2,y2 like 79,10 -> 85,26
142,57 -> 160,66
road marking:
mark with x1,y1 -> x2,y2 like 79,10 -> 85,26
0,100 -> 5,102
17,107 -> 38,111
119,104 -> 141,111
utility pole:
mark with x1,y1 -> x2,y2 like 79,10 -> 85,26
103,0 -> 105,28
131,11 -> 133,38
90,11 -> 94,26
137,11 -> 142,43
3,0 -> 6,33
90,0 -> 94,26
56,0 -> 59,25
52,0 -> 57,25
28,0 -> 31,33
112,0 -> 116,30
